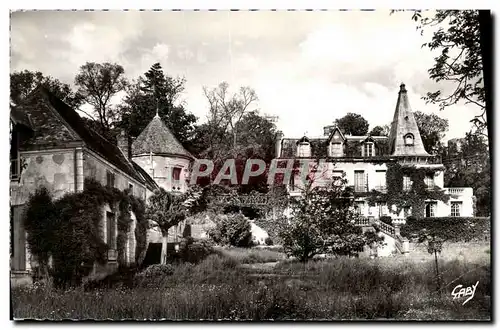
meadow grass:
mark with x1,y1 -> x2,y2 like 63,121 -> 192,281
12,242 -> 490,320
214,246 -> 286,264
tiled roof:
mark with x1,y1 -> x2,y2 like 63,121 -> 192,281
131,114 -> 194,159
14,86 -> 147,185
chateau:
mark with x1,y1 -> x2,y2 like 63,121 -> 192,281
10,83 -> 475,283
275,83 -> 474,221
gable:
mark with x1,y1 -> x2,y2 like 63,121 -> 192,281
327,127 -> 345,143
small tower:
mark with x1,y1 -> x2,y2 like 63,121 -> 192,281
131,115 -> 194,194
388,83 -> 430,157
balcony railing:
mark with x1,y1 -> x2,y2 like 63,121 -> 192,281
444,187 -> 473,196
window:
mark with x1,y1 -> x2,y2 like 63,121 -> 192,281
172,167 -> 182,182
403,175 -> 412,191
297,142 -> 311,157
289,174 -> 296,191
378,202 -> 388,216
363,142 -> 375,157
354,170 -> 366,192
128,183 -> 134,195
106,171 -> 115,188
451,202 -> 462,217
330,142 -> 343,157
404,133 -> 414,146
425,202 -> 436,217
424,174 -> 435,189
375,170 -> 386,191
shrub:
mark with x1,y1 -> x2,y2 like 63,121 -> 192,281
142,264 -> 175,278
208,213 -> 253,247
265,237 -> 274,246
177,237 -> 215,264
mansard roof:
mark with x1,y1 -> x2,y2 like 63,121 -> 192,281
279,134 -> 389,158
131,114 -> 194,159
388,83 -> 430,157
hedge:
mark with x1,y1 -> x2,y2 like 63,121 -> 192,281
400,216 -> 490,243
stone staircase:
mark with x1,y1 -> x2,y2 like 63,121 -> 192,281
355,217 -> 410,257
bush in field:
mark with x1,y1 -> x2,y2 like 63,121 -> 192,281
265,237 -> 274,246
177,237 -> 214,264
279,176 -> 384,262
142,264 -> 175,277
208,213 -> 253,247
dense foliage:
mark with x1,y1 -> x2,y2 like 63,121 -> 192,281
403,10 -> 488,137
175,237 -> 215,264
400,216 -> 490,243
23,178 -> 146,287
367,163 -> 449,218
414,111 -> 449,154
279,177 -> 384,262
334,112 -> 369,136
208,213 -> 254,248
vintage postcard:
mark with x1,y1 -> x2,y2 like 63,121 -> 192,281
9,8 -> 492,321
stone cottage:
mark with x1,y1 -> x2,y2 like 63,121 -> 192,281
9,87 -> 195,284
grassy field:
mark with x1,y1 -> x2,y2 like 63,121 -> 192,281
11,243 -> 491,320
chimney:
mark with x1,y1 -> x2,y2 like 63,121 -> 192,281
275,131 -> 284,158
323,125 -> 335,136
117,130 -> 130,159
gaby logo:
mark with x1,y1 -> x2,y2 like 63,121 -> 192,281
451,281 -> 479,305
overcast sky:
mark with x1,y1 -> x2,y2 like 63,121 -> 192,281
10,10 -> 483,141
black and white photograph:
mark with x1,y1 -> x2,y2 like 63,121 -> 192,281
8,7 -> 492,321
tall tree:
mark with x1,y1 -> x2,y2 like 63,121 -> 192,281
414,111 -> 449,154
119,63 -> 196,145
334,113 -> 369,136
74,62 -> 128,132
10,70 -> 84,109
203,81 -> 258,154
146,188 -> 188,264
398,10 -> 488,139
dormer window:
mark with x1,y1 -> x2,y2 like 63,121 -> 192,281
296,136 -> 311,158
404,133 -> 414,146
329,142 -> 343,157
362,142 -> 375,157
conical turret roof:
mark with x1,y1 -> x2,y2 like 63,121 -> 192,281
131,114 -> 193,159
388,83 -> 430,156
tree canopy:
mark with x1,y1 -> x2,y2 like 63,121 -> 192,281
119,63 -> 197,145
334,113 -> 369,136
414,111 -> 449,154
400,10 -> 489,139
10,70 -> 84,109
